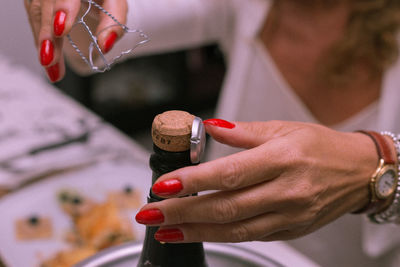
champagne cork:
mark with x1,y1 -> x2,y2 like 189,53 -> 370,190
151,110 -> 195,152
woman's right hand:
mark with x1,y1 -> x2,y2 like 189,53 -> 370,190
24,0 -> 128,82
135,120 -> 377,243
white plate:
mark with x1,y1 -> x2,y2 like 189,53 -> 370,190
0,160 -> 152,267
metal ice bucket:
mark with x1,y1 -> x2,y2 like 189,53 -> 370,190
75,241 -> 284,267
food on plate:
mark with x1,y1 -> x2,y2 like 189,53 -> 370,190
74,200 -> 134,249
40,246 -> 96,267
57,190 -> 95,217
40,201 -> 135,266
15,215 -> 53,240
23,184 -> 141,266
107,185 -> 141,210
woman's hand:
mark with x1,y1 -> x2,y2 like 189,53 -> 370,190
24,0 -> 128,82
135,119 -> 377,243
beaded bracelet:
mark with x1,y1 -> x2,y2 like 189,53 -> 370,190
369,131 -> 400,224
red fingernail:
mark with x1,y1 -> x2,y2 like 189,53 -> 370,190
46,63 -> 60,83
103,31 -> 118,53
155,228 -> 184,242
54,10 -> 67,36
135,209 -> 164,225
203,119 -> 235,129
40,40 -> 54,66
152,179 -> 183,196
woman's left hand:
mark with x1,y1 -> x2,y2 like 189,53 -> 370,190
135,119 -> 376,243
24,0 -> 128,82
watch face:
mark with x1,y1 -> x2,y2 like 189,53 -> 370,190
376,169 -> 397,199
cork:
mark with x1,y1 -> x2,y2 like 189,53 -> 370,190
151,110 -> 195,152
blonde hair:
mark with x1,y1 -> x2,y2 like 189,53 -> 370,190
324,0 -> 400,85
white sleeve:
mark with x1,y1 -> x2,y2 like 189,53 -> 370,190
108,0 -> 232,59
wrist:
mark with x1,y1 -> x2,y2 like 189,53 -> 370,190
351,131 -> 399,215
349,132 -> 378,213
378,135 -> 398,211
369,132 -> 400,224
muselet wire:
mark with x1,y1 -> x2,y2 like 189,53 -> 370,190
67,0 -> 149,73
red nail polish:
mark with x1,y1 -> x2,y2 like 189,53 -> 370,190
203,119 -> 235,129
103,31 -> 118,53
54,10 -> 67,36
135,209 -> 164,225
40,40 -> 54,66
152,179 -> 183,196
46,63 -> 60,83
155,228 -> 184,242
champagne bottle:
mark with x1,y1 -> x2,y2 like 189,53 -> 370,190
137,110 -> 207,267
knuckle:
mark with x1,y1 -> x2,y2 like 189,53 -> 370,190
301,195 -> 324,225
212,198 -> 238,223
279,143 -> 308,168
269,125 -> 322,168
282,182 -> 323,226
29,3 -> 41,20
284,180 -> 313,206
218,159 -> 244,190
230,224 -> 252,242
242,122 -> 267,138
173,209 -> 185,225
167,200 -> 186,224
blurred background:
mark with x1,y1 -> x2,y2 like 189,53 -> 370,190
0,5 -> 226,265
1,1 -> 225,151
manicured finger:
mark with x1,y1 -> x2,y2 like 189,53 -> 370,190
53,0 -> 82,37
45,54 -> 66,83
38,0 -> 56,66
203,120 -> 269,149
151,144 -> 283,197
154,212 -> 288,243
96,0 -> 128,53
138,182 -> 285,226
203,120 -> 305,150
45,0 -> 80,81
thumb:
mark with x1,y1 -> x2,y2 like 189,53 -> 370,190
203,119 -> 273,149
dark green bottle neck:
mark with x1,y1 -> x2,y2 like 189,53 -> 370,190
149,144 -> 192,185
137,144 -> 207,267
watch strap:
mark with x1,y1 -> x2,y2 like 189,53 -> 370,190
352,130 -> 396,214
358,131 -> 396,164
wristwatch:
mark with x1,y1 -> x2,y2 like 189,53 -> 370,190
354,131 -> 398,214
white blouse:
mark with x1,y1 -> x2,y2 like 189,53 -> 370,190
104,0 -> 400,266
